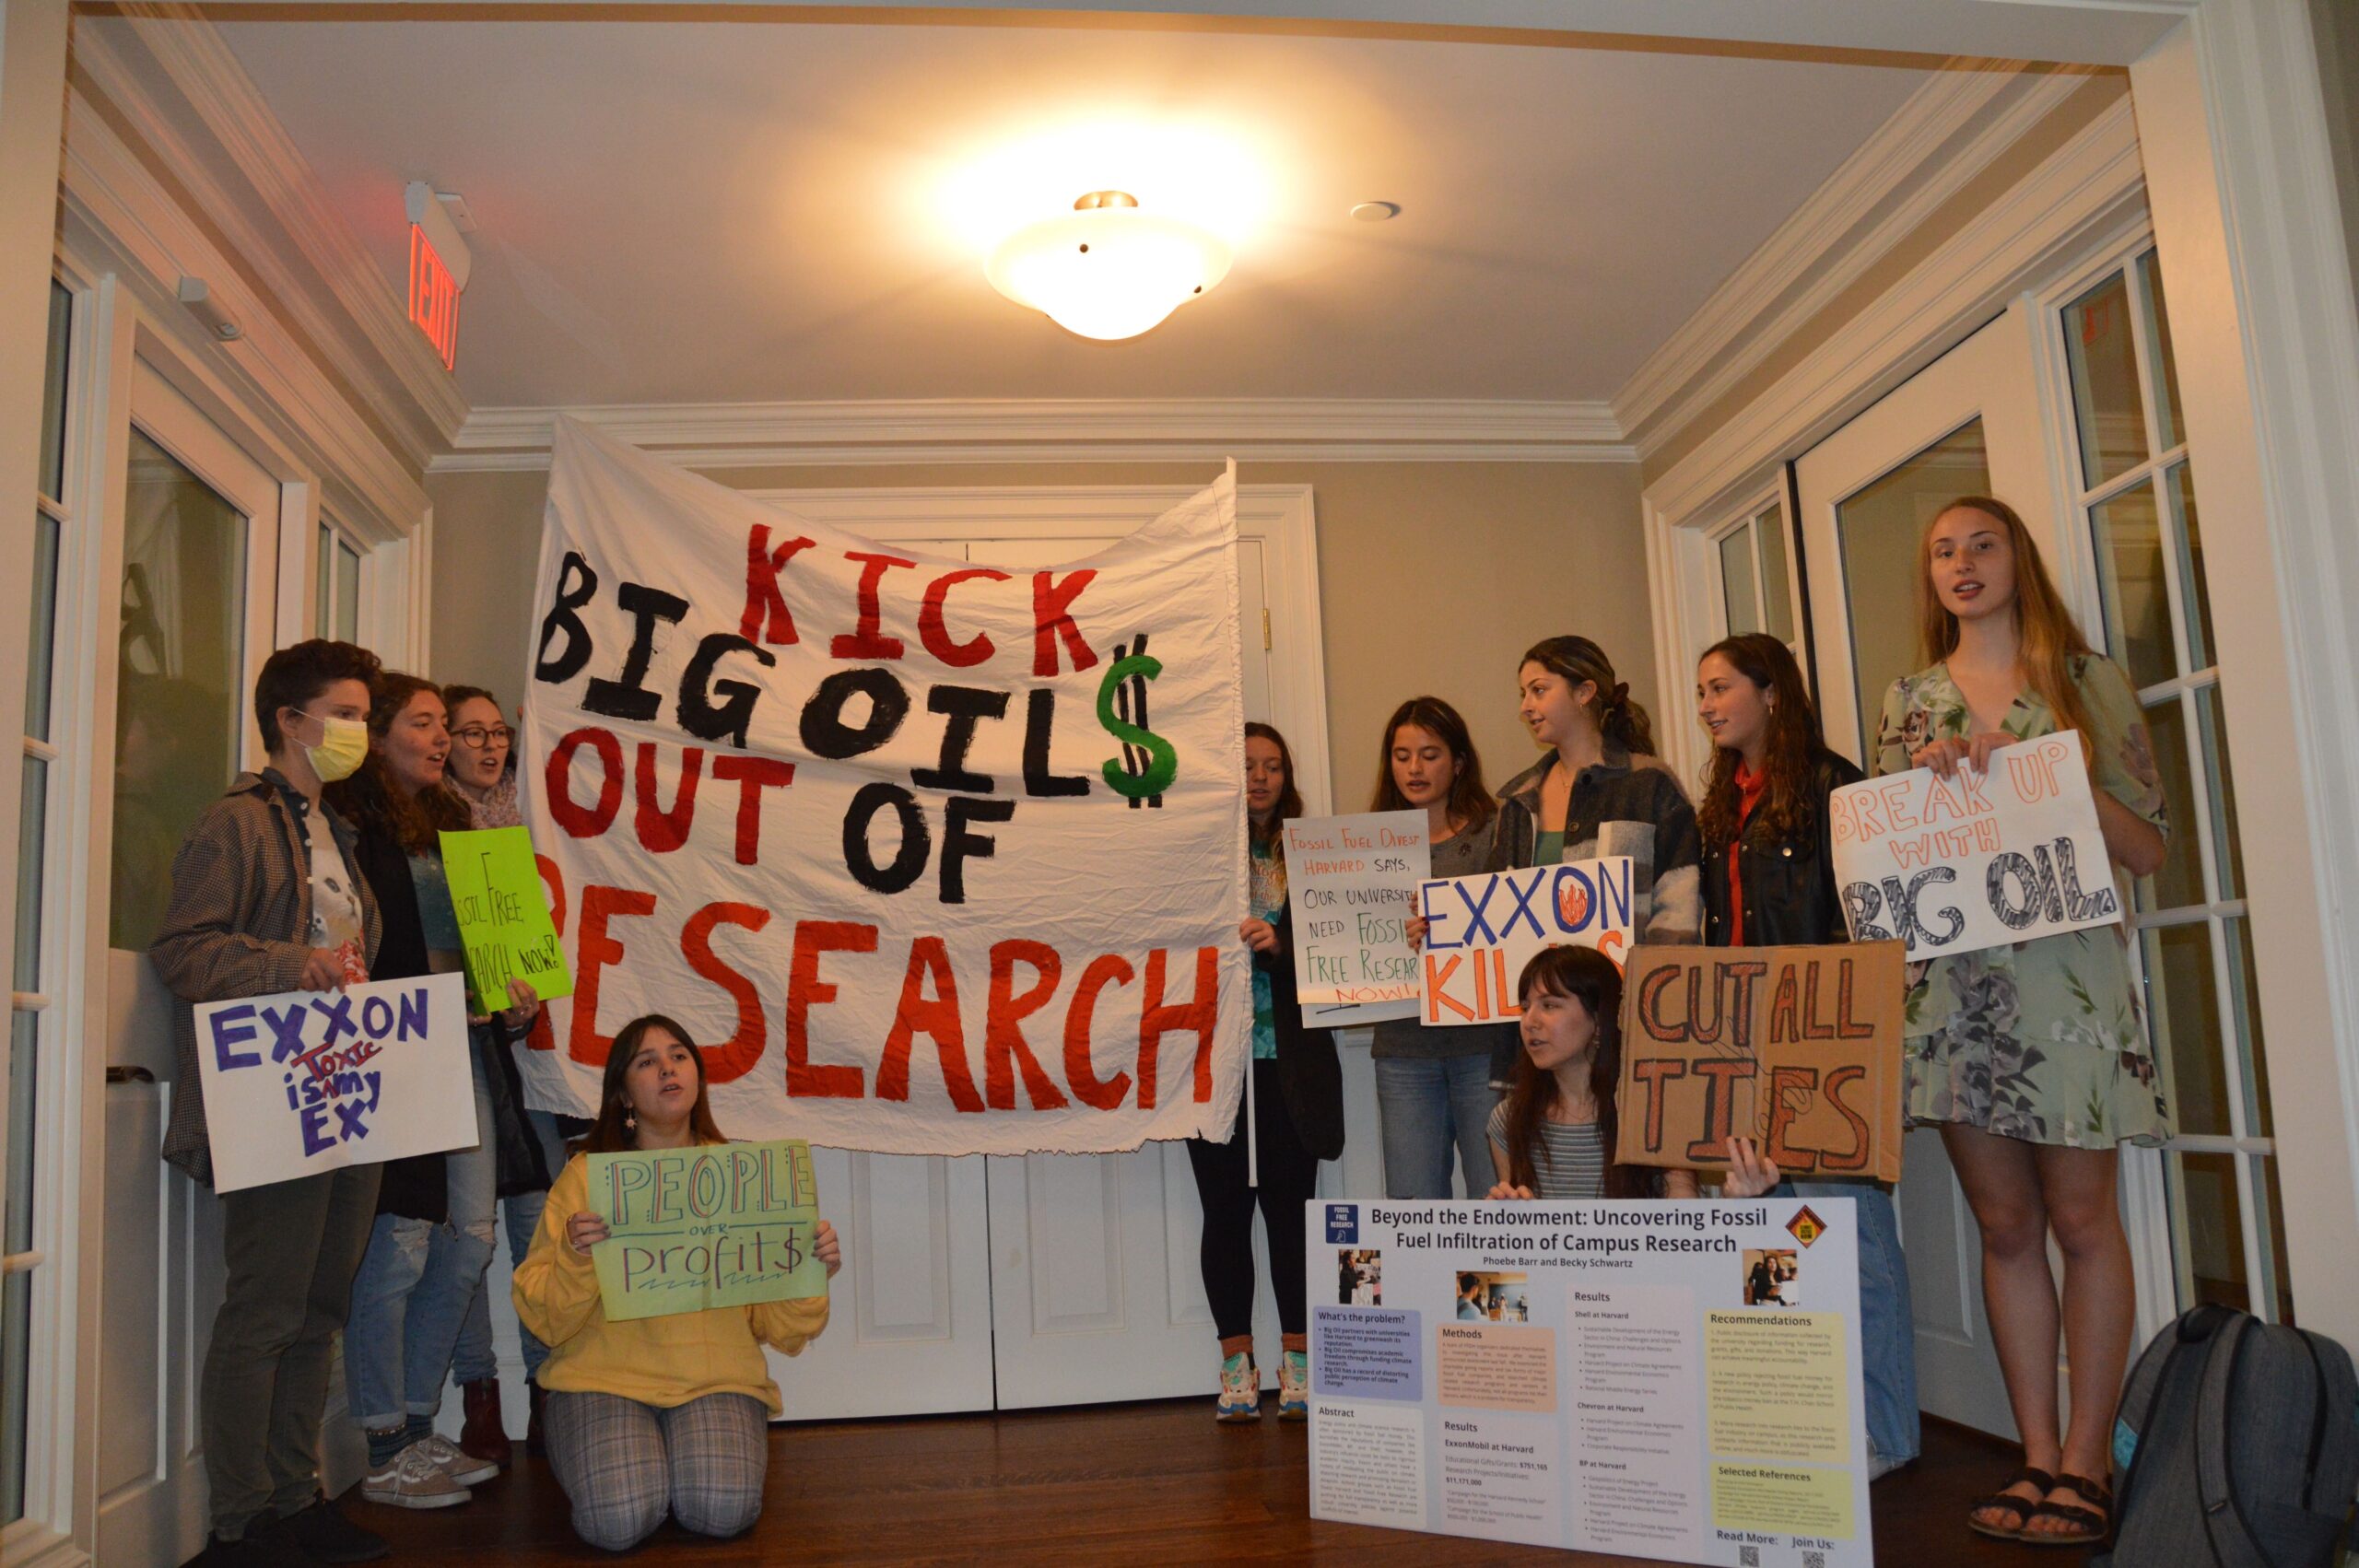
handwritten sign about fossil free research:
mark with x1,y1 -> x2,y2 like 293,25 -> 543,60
513,418 -> 1250,1156
440,826 -> 575,1008
587,1140 -> 827,1321
1414,857 -> 1635,1026
1614,944 -> 1907,1187
194,971 -> 474,1194
1306,1197 -> 1871,1565
1831,729 -> 2123,962
1282,812 -> 1428,1027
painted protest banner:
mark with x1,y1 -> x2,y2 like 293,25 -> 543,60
588,1140 -> 827,1321
514,419 -> 1249,1155
194,971 -> 473,1194
1831,728 -> 2123,961
1414,858 -> 1634,1026
1283,811 -> 1427,1027
1614,943 -> 1907,1185
1306,1197 -> 1871,1565
441,826 -> 575,1008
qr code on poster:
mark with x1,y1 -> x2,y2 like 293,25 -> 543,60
1803,1552 -> 1827,1568
1738,1550 -> 1760,1567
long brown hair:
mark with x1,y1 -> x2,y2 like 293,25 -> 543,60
1244,721 -> 1303,851
1521,636 -> 1656,757
1696,634 -> 1829,848
324,671 -> 474,855
1919,497 -> 2099,774
1367,696 -> 1496,834
1498,945 -> 1664,1200
581,1014 -> 728,1155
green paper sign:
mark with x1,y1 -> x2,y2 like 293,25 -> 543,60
440,826 -> 573,1006
587,1141 -> 827,1321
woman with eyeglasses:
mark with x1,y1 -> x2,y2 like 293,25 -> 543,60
440,685 -> 577,1462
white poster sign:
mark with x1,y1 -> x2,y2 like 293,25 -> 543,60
514,418 -> 1251,1155
1830,730 -> 2122,961
194,972 -> 474,1194
1282,811 -> 1427,1027
1414,857 -> 1635,1025
1308,1197 -> 1871,1566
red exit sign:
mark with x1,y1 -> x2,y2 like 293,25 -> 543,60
408,224 -> 460,371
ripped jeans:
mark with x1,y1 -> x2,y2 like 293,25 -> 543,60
343,1036 -> 497,1432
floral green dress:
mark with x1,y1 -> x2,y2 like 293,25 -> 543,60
1872,654 -> 2171,1148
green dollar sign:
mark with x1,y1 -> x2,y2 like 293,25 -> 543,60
1097,653 -> 1180,799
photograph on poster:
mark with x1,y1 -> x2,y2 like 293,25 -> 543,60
1743,1249 -> 1801,1306
1339,1249 -> 1384,1306
1454,1270 -> 1530,1322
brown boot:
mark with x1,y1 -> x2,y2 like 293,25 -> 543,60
459,1378 -> 511,1468
525,1381 -> 547,1457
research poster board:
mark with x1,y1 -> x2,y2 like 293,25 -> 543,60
1281,811 -> 1427,1027
1830,729 -> 2121,961
1307,1197 -> 1872,1567
1415,856 -> 1635,1026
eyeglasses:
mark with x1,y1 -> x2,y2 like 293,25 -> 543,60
452,726 -> 515,750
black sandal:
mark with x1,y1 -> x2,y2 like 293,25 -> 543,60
2020,1473 -> 2112,1548
1966,1465 -> 2057,1540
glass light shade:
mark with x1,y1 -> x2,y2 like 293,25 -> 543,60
987,205 -> 1232,341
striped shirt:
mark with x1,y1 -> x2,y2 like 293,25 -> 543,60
1487,1102 -> 1606,1199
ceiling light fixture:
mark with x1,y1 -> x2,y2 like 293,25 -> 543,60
986,191 -> 1232,342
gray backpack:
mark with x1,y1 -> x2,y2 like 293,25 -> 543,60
2095,1303 -> 2358,1567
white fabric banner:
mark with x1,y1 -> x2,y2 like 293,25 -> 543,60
512,419 -> 1250,1155
1830,729 -> 2124,961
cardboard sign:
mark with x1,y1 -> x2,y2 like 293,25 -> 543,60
1283,811 -> 1428,1026
1414,857 -> 1634,1025
1830,729 -> 2123,961
440,826 -> 574,1007
1613,943 -> 1906,1185
194,972 -> 475,1194
587,1139 -> 827,1321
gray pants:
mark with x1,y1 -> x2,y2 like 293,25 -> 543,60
202,1163 -> 381,1537
545,1389 -> 768,1551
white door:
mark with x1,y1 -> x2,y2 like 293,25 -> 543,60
1791,305 -> 2057,1441
97,363 -> 287,1566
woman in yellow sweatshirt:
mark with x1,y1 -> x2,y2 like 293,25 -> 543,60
513,1014 -> 840,1552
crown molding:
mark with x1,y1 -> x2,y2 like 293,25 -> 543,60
72,6 -> 468,460
1614,60 -> 2095,456
433,398 -> 1636,471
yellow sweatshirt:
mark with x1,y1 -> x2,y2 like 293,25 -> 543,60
512,1152 -> 829,1415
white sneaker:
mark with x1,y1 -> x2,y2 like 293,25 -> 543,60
414,1431 -> 499,1487
361,1443 -> 472,1509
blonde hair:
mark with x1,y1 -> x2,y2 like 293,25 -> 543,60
1919,497 -> 2099,772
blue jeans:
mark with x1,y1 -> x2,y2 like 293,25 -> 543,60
1790,1178 -> 1919,1467
344,1037 -> 498,1430
453,1106 -> 570,1385
1373,1055 -> 1499,1199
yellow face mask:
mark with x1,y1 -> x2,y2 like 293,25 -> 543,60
296,710 -> 370,783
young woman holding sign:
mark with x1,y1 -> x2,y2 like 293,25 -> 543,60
1695,633 -> 1919,1481
1875,497 -> 2167,1547
1188,723 -> 1344,1422
516,1014 -> 840,1552
1366,697 -> 1516,1199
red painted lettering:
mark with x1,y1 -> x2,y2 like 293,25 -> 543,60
918,568 -> 1009,668
1062,954 -> 1136,1111
570,884 -> 657,1064
633,743 -> 702,852
875,937 -> 982,1111
1141,945 -> 1218,1107
831,551 -> 917,660
1029,569 -> 1099,676
786,921 -> 873,1097
740,523 -> 816,645
547,727 -> 624,838
682,901 -> 770,1083
984,940 -> 1070,1111
709,754 -> 795,865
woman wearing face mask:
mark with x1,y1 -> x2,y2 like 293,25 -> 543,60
1365,697 -> 1515,1199
328,673 -> 541,1510
1877,497 -> 2168,1548
1695,633 -> 1919,1481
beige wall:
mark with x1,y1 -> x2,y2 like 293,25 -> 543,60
427,457 -> 1652,807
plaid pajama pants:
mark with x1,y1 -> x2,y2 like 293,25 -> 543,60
544,1389 -> 769,1551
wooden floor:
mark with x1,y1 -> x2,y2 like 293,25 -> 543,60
356,1399 -> 2093,1564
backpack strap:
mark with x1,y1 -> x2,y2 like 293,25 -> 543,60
2194,1313 -> 2274,1568
2295,1331 -> 2333,1512
2112,1305 -> 2222,1547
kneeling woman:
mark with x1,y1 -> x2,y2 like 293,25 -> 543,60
514,1015 -> 841,1552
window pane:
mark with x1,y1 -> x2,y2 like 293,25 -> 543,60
1756,507 -> 1795,642
2141,695 -> 2202,911
2167,462 -> 2216,674
39,282 -> 69,506
2193,683 -> 2242,903
2143,920 -> 2227,1137
23,513 -> 57,745
13,757 -> 44,993
2256,1155 -> 2294,1324
1,1266 -> 25,1525
2064,269 -> 2150,488
1719,528 -> 1759,636
2139,250 -> 2186,454
316,521 -> 333,638
2169,1150 -> 2249,1313
2090,479 -> 2174,690
112,428 -> 250,952
2224,915 -> 2271,1140
335,539 -> 362,642
1837,418 -> 1991,750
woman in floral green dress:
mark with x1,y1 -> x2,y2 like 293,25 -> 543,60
1872,497 -> 2167,1548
